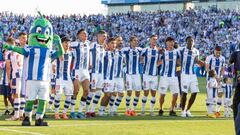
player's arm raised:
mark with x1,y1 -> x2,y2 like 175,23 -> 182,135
176,50 -> 181,72
205,56 -> 210,73
5,53 -> 11,88
219,62 -> 225,81
195,52 -> 205,67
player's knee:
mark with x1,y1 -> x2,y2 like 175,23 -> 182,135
143,90 -> 149,96
118,93 -> 124,97
13,94 -> 19,98
172,93 -> 178,98
104,93 -> 111,98
127,91 -> 132,96
135,92 -> 140,97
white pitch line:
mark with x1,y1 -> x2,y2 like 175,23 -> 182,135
0,128 -> 48,135
2,120 -> 226,129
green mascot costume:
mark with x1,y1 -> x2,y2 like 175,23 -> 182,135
3,14 -> 64,126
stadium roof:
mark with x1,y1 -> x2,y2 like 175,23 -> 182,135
101,0 -> 188,5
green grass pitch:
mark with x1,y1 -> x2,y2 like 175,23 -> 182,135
0,77 -> 235,135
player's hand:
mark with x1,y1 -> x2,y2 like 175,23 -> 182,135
53,34 -> 61,46
9,80 -> 12,89
158,47 -> 164,54
217,77 -> 222,82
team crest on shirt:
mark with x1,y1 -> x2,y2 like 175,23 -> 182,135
129,51 -> 133,55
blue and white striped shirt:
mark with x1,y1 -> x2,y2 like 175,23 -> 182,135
160,49 -> 180,77
222,83 -> 233,99
206,54 -> 225,78
7,51 -> 24,79
56,52 -> 73,81
24,46 -> 58,81
71,40 -> 90,70
179,47 -> 199,75
0,61 -> 8,86
104,51 -> 115,80
122,47 -> 142,75
89,42 -> 105,74
141,47 -> 160,76
114,49 -> 124,78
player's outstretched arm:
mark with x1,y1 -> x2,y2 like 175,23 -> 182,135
3,43 -> 26,55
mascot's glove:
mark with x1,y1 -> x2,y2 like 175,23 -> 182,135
3,43 -> 13,50
53,34 -> 64,58
53,34 -> 61,46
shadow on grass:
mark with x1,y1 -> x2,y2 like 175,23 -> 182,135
0,110 -> 234,122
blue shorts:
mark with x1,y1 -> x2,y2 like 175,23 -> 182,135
0,85 -> 11,96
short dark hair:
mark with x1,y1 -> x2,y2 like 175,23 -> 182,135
165,37 -> 174,43
77,29 -> 86,35
186,36 -> 193,42
129,36 -> 137,42
174,42 -> 179,49
97,30 -> 106,35
208,69 -> 216,78
150,34 -> 157,39
108,37 -> 116,44
18,32 -> 27,37
223,77 -> 228,83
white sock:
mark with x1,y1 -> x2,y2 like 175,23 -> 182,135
48,94 -> 55,108
113,96 -> 123,112
216,98 -> 222,112
132,96 -> 139,110
211,104 -> 215,114
90,91 -> 102,112
20,98 -> 26,117
99,106 -> 106,115
150,97 -> 156,112
86,92 -> 95,112
63,96 -> 71,114
70,97 -> 76,113
126,96 -> 131,111
25,111 -> 32,121
141,96 -> 147,112
36,113 -> 44,120
54,94 -> 61,113
108,96 -> 116,113
206,103 -> 213,114
78,97 -> 86,113
14,98 -> 20,118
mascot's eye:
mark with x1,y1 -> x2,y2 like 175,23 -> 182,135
45,28 -> 50,35
36,27 -> 42,33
